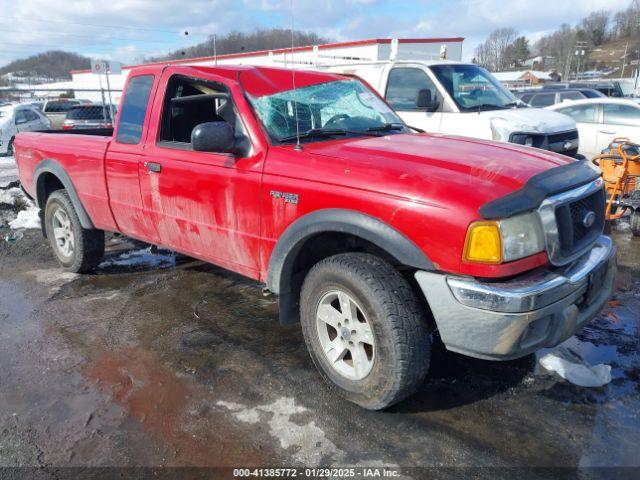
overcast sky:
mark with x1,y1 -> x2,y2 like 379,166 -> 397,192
0,0 -> 633,67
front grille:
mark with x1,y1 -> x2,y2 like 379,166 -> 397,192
510,130 -> 579,158
547,130 -> 579,158
538,178 -> 605,266
554,189 -> 605,258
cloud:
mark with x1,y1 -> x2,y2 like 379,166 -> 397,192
0,0 -> 634,67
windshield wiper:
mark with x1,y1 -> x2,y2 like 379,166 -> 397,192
279,127 -> 382,143
473,103 -> 510,111
367,123 -> 405,132
278,128 -> 348,143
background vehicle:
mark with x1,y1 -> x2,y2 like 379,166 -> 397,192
515,88 -> 604,107
0,104 -> 51,156
545,82 -> 625,98
323,61 -> 581,157
548,98 -> 640,159
42,99 -> 83,129
21,101 -> 45,111
62,105 -> 116,130
14,65 -> 615,409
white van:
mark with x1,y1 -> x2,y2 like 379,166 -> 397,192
324,61 -> 582,158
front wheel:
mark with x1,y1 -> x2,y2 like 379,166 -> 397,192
44,190 -> 105,272
300,253 -> 431,410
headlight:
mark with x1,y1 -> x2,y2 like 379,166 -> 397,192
463,212 -> 545,264
510,133 -> 534,147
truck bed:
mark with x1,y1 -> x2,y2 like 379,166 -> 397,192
14,130 -> 117,232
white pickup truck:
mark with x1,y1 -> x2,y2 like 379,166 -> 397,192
325,61 -> 582,158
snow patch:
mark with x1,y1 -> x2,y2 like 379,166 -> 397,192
0,187 -> 22,205
614,219 -> 631,232
539,347 -> 612,387
8,205 -> 40,230
218,397 -> 346,465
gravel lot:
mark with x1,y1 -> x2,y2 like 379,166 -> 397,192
0,165 -> 638,479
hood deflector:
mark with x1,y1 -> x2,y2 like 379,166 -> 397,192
479,161 -> 601,220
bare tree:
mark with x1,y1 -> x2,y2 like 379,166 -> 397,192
474,28 -> 518,71
580,10 -> 610,46
534,23 -> 577,78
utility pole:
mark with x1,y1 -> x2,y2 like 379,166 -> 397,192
574,41 -> 588,81
621,41 -> 629,78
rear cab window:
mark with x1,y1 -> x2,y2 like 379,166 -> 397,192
116,75 -> 155,144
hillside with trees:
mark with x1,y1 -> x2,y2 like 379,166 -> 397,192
146,28 -> 332,62
474,0 -> 640,77
0,51 -> 91,80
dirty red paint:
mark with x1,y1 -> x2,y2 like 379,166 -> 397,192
14,64 -> 577,283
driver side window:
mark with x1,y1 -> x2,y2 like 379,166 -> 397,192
159,75 -> 243,150
385,68 -> 440,111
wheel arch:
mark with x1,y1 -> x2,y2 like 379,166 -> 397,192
33,159 -> 95,230
267,209 -> 434,325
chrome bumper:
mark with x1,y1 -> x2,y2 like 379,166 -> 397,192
415,235 -> 616,360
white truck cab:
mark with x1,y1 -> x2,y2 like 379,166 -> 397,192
325,61 -> 582,158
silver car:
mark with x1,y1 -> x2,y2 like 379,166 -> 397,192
0,104 -> 51,156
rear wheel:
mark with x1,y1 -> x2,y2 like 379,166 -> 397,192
631,209 -> 640,237
44,190 -> 105,272
300,253 -> 431,410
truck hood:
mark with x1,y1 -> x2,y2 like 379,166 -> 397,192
301,133 -> 575,217
483,107 -> 576,140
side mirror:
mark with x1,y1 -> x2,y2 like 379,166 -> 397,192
416,89 -> 438,112
15,116 -> 27,125
191,121 -> 235,153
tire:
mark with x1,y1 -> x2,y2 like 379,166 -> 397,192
632,210 -> 640,237
6,138 -> 14,157
300,253 -> 430,410
44,190 -> 105,273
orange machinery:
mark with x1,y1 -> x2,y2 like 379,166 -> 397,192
592,138 -> 640,236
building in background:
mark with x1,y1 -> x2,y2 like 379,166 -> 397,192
494,69 -> 558,89
65,37 -> 465,103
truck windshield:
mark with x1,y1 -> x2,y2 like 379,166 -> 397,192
249,79 -> 407,143
430,64 -> 521,112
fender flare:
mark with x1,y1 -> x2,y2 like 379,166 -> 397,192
267,209 -> 434,324
33,159 -> 95,229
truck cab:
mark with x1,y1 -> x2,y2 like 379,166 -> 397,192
325,61 -> 581,157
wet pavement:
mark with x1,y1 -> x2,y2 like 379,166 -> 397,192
0,188 -> 639,478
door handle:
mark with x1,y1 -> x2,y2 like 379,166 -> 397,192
144,161 -> 162,173
599,130 -> 616,135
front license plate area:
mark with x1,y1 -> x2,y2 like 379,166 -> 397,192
585,259 -> 609,306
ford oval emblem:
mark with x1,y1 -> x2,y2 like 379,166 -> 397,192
582,211 -> 596,228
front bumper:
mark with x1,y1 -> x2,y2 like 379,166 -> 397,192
415,235 -> 616,360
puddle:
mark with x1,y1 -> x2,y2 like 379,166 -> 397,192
98,246 -> 177,272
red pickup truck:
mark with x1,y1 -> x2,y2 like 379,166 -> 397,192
15,65 -> 615,409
